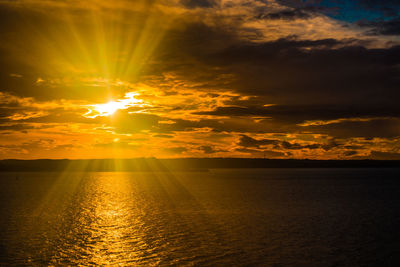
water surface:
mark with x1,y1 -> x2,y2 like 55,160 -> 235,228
1,168 -> 400,266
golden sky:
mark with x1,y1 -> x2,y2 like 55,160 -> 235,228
0,0 -> 400,159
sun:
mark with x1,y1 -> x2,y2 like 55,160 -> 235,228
93,101 -> 121,116
83,92 -> 146,118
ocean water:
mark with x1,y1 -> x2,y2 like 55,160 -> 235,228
0,168 -> 400,266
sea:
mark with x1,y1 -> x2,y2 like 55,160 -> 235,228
0,168 -> 400,266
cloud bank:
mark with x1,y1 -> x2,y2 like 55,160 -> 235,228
0,0 -> 399,159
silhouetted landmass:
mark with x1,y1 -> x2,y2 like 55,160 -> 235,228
0,158 -> 400,172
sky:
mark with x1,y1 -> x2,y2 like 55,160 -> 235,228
0,0 -> 399,160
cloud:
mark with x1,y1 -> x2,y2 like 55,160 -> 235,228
237,134 -> 336,151
301,118 -> 400,138
198,145 -> 218,154
180,0 -> 216,9
235,147 -> 286,158
238,135 -> 279,148
280,141 -> 320,150
162,146 -> 187,154
367,151 -> 400,160
258,6 -> 323,20
358,17 -> 400,36
0,0 -> 399,159
110,111 -> 161,134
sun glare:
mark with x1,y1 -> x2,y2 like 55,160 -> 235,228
94,101 -> 121,116
84,92 -> 145,118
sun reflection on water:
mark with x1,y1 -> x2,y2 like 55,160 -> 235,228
6,169 -> 227,266
75,172 -> 158,266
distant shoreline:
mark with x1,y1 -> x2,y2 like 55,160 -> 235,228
1,158 -> 400,172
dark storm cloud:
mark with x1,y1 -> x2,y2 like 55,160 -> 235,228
344,150 -> 358,156
180,0 -> 216,9
280,141 -> 320,150
275,0 -> 322,8
154,116 -> 287,134
237,134 -> 339,151
358,17 -> 400,36
205,43 -> 400,106
159,20 -> 400,115
368,151 -> 400,160
195,105 -> 400,124
238,135 -> 279,148
154,118 -> 225,134
302,118 -> 400,138
149,113 -> 400,140
257,6 -> 323,20
194,106 -> 269,117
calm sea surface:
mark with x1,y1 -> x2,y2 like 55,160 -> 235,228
1,168 -> 400,266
